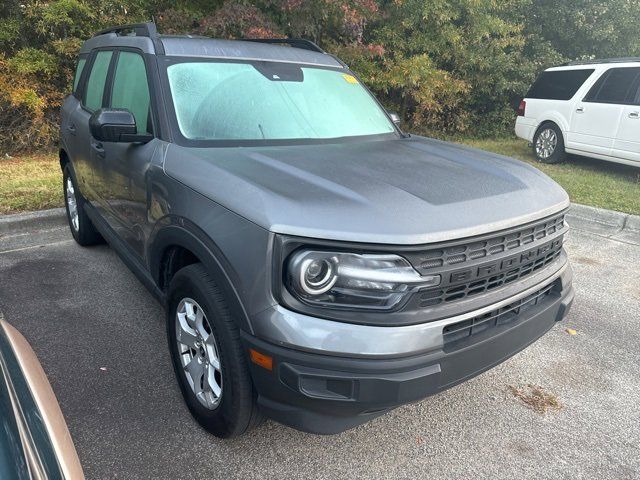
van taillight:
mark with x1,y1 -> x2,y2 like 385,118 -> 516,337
517,100 -> 526,117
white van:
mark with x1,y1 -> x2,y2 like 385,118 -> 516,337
515,58 -> 640,166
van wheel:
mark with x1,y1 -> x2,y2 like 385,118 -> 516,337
63,164 -> 103,246
167,263 -> 263,438
533,123 -> 566,164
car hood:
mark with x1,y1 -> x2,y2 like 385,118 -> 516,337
163,136 -> 570,244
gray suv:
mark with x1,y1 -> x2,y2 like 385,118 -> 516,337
59,22 -> 574,438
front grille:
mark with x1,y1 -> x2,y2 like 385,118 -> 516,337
412,213 -> 566,273
418,246 -> 563,307
442,280 -> 557,350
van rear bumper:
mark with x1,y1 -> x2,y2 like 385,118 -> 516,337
243,266 -> 574,434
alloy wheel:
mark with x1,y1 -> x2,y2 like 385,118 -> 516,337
535,128 -> 557,159
175,298 -> 223,410
66,177 -> 79,232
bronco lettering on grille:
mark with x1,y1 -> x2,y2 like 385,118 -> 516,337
447,237 -> 563,286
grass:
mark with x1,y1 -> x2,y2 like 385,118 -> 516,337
0,138 -> 639,215
457,137 -> 640,216
0,152 -> 61,214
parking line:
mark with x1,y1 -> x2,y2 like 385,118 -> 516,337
0,239 -> 75,255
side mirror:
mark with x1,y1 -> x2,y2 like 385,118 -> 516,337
89,108 -> 152,143
388,111 -> 401,126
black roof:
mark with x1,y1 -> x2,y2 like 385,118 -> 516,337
81,21 -> 343,68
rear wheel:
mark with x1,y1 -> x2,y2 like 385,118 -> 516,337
167,263 -> 263,438
533,123 -> 566,164
63,164 -> 103,246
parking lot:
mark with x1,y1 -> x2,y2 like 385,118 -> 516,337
0,214 -> 638,479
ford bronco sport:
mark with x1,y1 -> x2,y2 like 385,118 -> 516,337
60,22 -> 574,438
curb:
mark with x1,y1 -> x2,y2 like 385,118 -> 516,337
627,213 -> 640,232
0,208 -> 66,236
566,203 -> 639,245
0,204 -> 638,244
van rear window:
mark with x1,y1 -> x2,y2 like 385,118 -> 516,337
526,69 -> 595,100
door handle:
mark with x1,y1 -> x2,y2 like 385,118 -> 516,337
67,123 -> 76,135
629,111 -> 640,119
91,141 -> 105,158
576,106 -> 585,113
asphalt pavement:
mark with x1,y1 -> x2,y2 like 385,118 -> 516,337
0,211 -> 638,479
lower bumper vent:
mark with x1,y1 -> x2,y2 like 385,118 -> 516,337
442,280 -> 558,350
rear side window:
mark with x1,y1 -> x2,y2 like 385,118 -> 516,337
110,52 -> 151,134
84,51 -> 113,111
73,57 -> 86,92
584,67 -> 640,104
526,69 -> 595,100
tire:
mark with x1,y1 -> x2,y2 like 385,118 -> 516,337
63,164 -> 103,246
533,123 -> 566,164
167,263 -> 263,438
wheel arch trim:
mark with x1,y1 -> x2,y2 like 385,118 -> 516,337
148,218 -> 254,334
534,113 -> 568,138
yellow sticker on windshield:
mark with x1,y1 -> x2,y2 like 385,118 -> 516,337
342,74 -> 359,84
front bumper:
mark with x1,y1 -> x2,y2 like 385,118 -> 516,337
244,263 -> 573,434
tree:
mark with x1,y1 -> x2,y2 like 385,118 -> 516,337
520,0 -> 640,61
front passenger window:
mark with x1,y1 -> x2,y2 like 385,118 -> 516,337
110,52 -> 151,134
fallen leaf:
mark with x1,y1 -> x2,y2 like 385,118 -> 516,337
565,328 -> 577,336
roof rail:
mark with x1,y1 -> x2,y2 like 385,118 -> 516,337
93,21 -> 164,54
242,38 -> 325,54
93,22 -> 158,39
564,57 -> 640,66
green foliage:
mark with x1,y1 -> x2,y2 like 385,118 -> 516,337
7,48 -> 58,75
0,18 -> 21,48
29,0 -> 96,37
518,0 -> 640,60
1,0 -> 640,153
368,0 -> 528,133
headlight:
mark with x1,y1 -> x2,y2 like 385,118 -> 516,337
285,250 -> 440,310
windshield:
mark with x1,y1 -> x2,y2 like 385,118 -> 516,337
165,60 -> 396,142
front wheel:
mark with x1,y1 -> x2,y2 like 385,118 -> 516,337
63,164 -> 103,246
167,264 -> 263,438
533,123 -> 566,164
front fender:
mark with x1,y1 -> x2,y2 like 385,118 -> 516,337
148,217 -> 254,334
